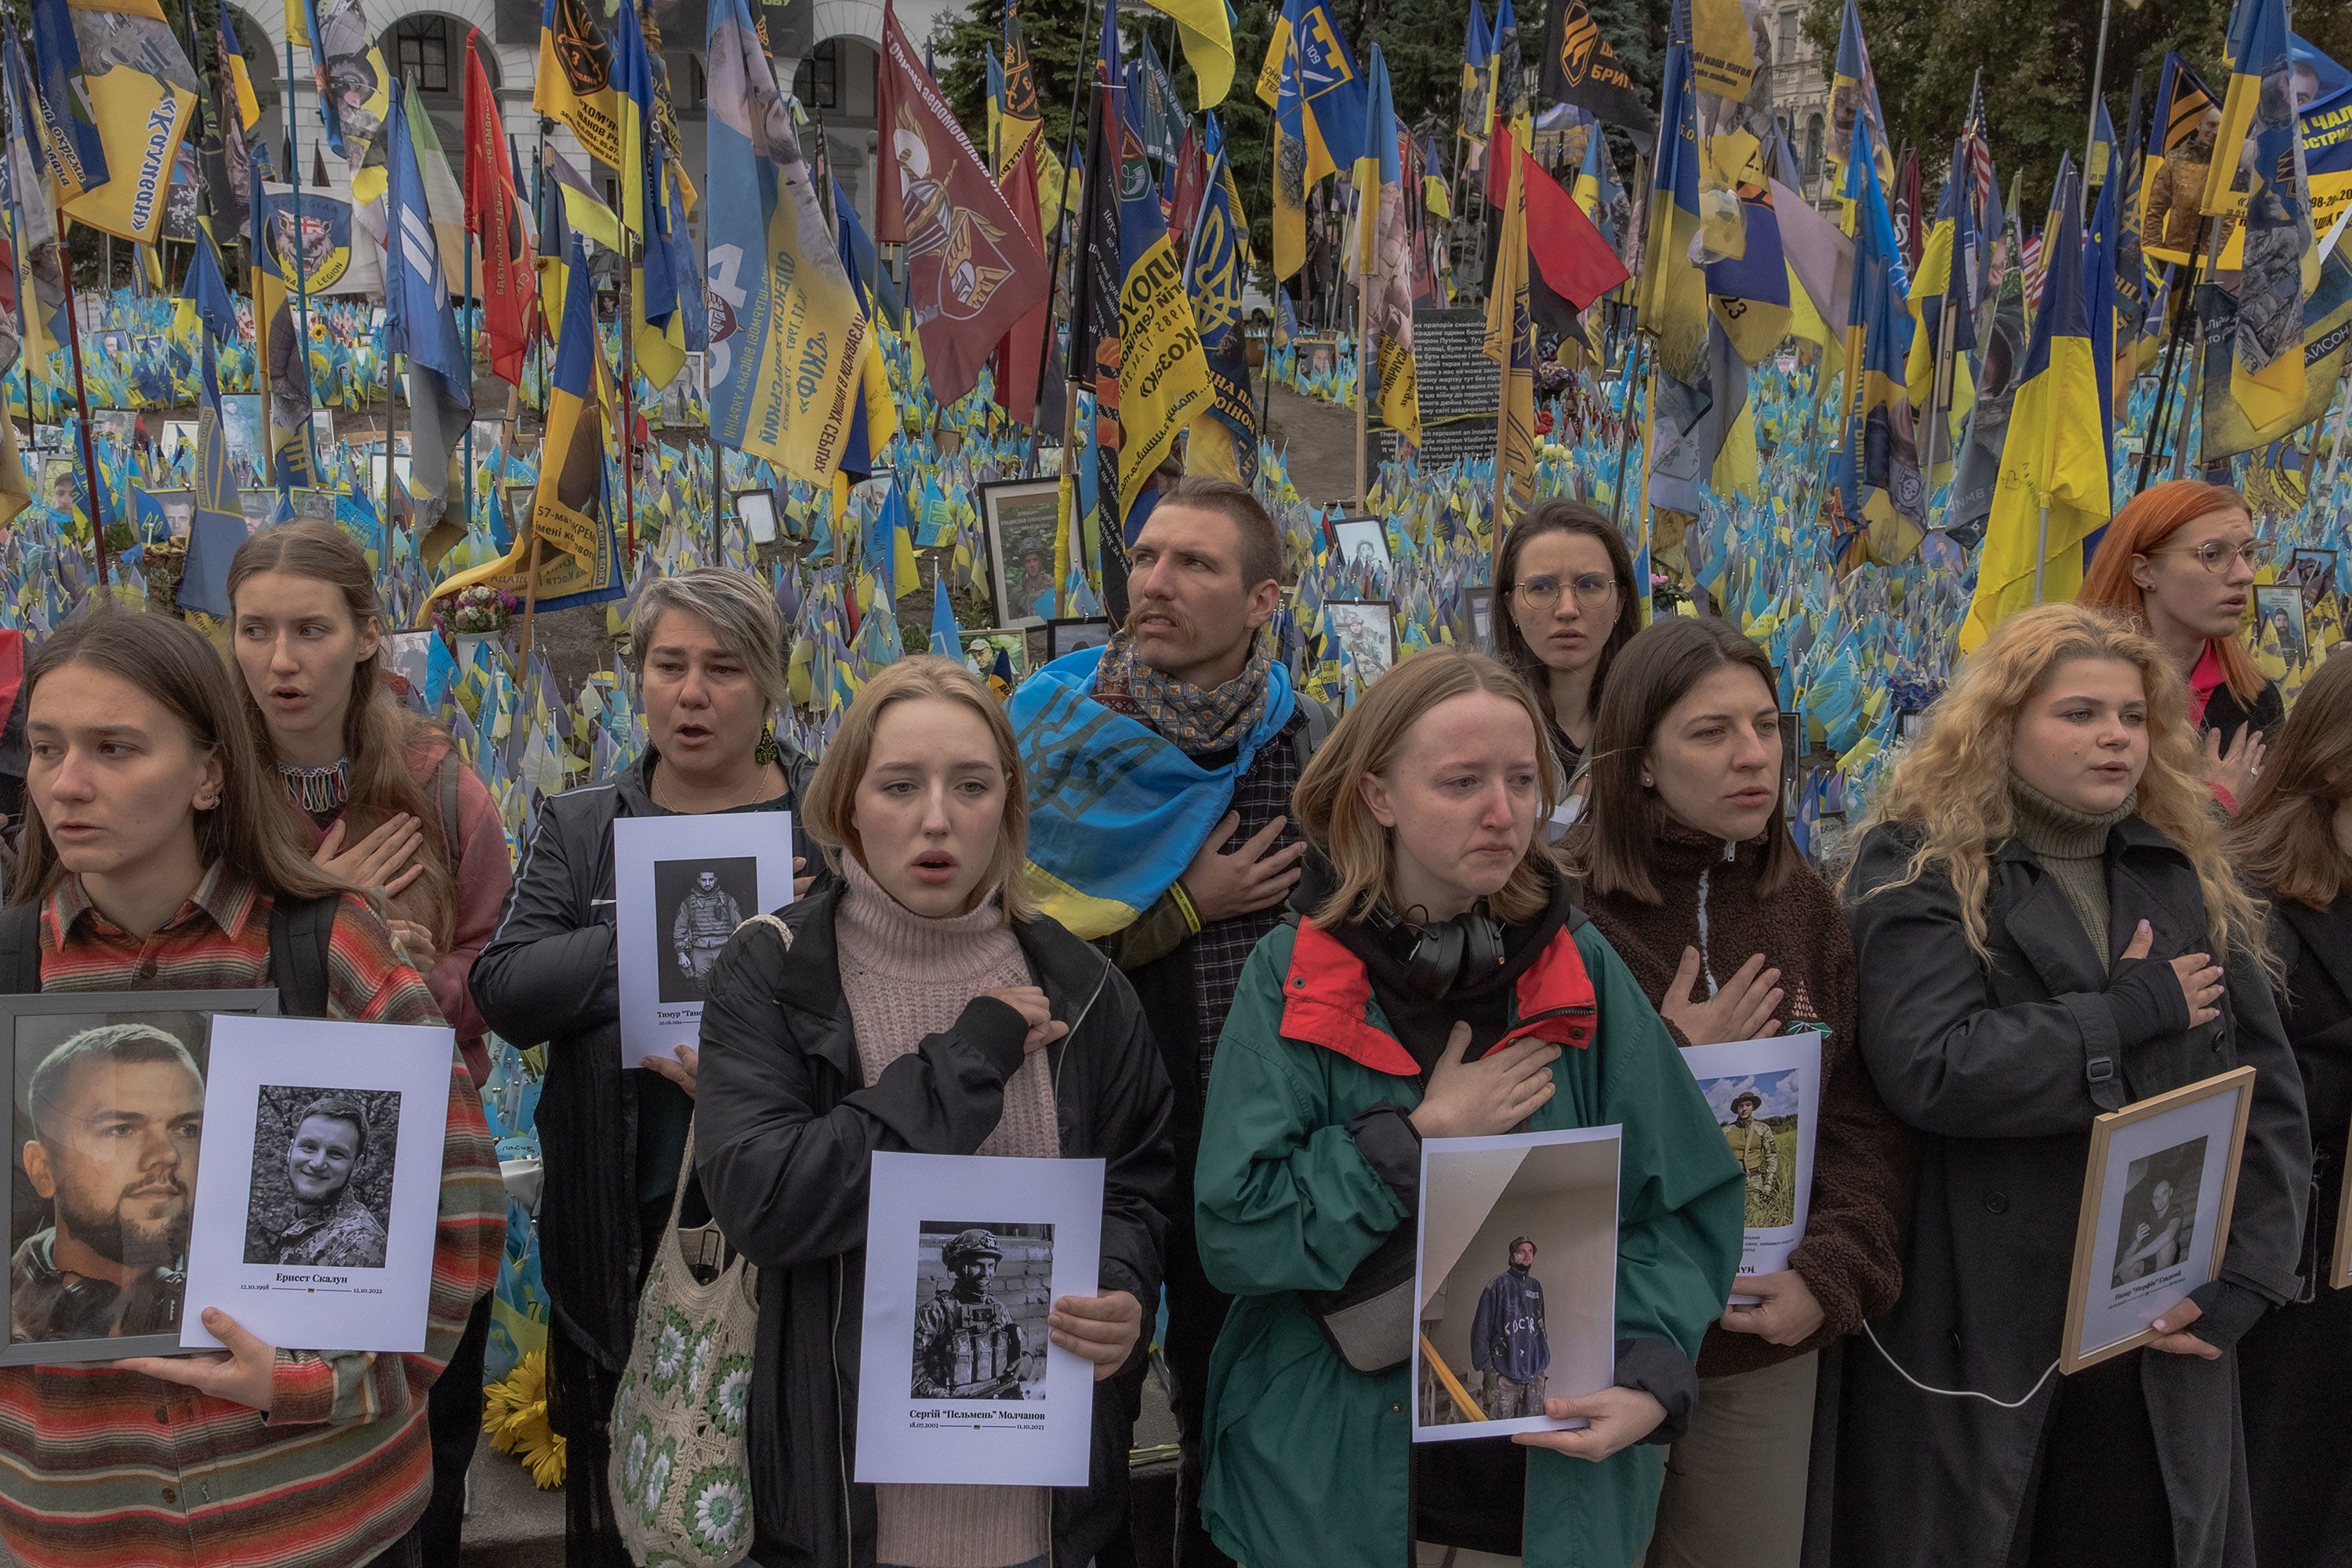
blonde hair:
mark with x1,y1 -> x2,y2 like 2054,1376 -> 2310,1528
1849,603 -> 2264,965
1294,649 -> 1560,927
801,655 -> 1035,922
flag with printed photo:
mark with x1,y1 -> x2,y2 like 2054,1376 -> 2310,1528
41,0 -> 199,245
535,0 -> 620,169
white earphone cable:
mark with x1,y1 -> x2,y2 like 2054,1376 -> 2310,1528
1864,1323 -> 2062,1410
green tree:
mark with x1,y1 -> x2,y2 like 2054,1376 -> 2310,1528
1801,0 -> 2352,221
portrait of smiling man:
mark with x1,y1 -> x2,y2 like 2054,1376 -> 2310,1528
11,1022 -> 205,1346
250,1091 -> 390,1271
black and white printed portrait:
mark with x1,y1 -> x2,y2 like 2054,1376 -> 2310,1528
9,1016 -> 209,1347
242,1086 -> 402,1270
909,1222 -> 1052,1401
655,857 -> 757,1004
2111,1137 -> 2207,1292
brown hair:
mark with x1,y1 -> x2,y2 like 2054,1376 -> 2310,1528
11,611 -> 348,908
227,522 -> 456,949
1293,649 -> 1560,927
2078,479 -> 2263,705
1493,498 -> 1642,731
1847,603 -> 2266,967
1153,475 -> 1284,590
2230,652 -> 2352,910
800,655 -> 1034,922
1570,619 -> 1799,904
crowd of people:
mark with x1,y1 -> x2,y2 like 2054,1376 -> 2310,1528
0,475 -> 2338,1568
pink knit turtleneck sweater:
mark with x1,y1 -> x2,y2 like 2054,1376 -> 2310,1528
837,853 -> 1059,1568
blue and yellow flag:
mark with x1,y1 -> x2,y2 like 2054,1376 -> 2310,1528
1254,0 -> 1370,278
1832,118 -> 1924,565
1112,34 -> 1211,530
1825,0 -> 1891,203
1186,111 -> 1259,485
1459,0 -> 1490,173
217,0 -> 259,130
1959,158 -> 2111,654
176,335 -> 250,619
27,0 -> 104,204
1904,138 -> 1978,479
1484,140 -> 1535,516
41,0 -> 197,245
1639,43 -> 1707,385
249,172 -> 314,491
2201,0 -> 2314,440
702,0 -> 877,484
530,234 -> 606,566
2,20 -> 64,381
534,0 -> 620,170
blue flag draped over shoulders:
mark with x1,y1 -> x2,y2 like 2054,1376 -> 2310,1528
1010,646 -> 1297,938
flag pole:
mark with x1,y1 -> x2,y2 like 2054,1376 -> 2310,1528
285,37 -> 314,469
2169,221 -> 2226,481
1606,331 -> 1648,530
1027,0 -> 1105,448
2079,0 -> 2112,220
463,223 -> 475,542
56,241 -> 110,589
1354,264 -> 1370,507
2136,252 -> 2199,492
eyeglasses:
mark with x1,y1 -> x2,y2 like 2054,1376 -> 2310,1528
2155,540 -> 2263,575
1514,573 -> 1617,609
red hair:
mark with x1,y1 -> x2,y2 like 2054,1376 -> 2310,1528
2078,480 -> 2262,705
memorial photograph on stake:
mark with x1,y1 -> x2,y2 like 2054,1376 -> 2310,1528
612,813 -> 799,1068
0,993 -> 275,1365
982,478 -> 1063,628
2061,1067 -> 2256,1374
1683,1033 -> 1821,1295
1412,1126 -> 1620,1441
858,1151 -> 1104,1486
179,1016 -> 453,1356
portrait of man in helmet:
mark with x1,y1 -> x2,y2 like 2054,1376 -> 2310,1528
910,1224 -> 1049,1400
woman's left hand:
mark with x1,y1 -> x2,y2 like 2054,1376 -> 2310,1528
2148,1298 -> 2221,1361
1048,1290 -> 1143,1381
1719,1269 -> 1826,1346
1510,1385 -> 1668,1461
387,919 -> 440,975
641,1044 -> 698,1097
115,1308 -> 278,1412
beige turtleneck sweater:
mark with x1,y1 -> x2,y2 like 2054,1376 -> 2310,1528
836,853 -> 1058,1568
2008,776 -> 2137,971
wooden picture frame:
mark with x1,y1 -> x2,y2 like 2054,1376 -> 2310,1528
2059,1066 -> 2256,1374
980,477 -> 1063,630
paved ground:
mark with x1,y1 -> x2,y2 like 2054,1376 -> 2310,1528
1262,382 -> 1365,509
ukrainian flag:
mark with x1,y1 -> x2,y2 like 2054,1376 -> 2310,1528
217,0 -> 259,131
2200,0 -> 2314,438
1833,118 -> 1924,565
1825,0 -> 1892,200
1959,158 -> 2110,654
529,232 -> 604,567
1254,0 -> 1369,278
1904,138 -> 1977,482
1639,43 -> 1707,387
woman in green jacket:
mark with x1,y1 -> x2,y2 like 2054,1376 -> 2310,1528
1194,649 -> 1744,1568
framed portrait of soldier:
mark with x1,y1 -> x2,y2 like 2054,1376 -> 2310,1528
0,991 -> 277,1366
179,1017 -> 454,1355
1411,1126 -> 1620,1442
856,1151 -> 1105,1486
982,478 -> 1065,629
612,814 -> 800,1069
1682,1033 -> 1822,1301
2061,1067 -> 2256,1374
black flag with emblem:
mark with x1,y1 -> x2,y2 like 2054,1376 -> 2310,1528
1538,0 -> 1655,138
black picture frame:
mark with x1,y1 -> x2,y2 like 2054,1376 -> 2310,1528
0,990 -> 278,1367
1046,617 -> 1113,659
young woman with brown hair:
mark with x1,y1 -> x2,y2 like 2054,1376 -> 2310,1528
693,655 -> 1172,1568
2228,652 -> 2352,1566
227,521 -> 510,1087
1193,648 -> 1740,1568
2078,479 -> 2278,811
1570,618 -> 1906,1567
0,611 -> 499,1568
1493,499 -> 1642,775
1835,603 -> 2307,1568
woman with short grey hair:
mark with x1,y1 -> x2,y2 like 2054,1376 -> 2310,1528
471,564 -> 816,1568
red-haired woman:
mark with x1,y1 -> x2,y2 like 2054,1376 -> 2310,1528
2078,480 -> 2279,811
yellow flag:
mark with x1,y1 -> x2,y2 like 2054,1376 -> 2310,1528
60,0 -> 198,245
535,0 -> 623,169
1132,0 -> 1232,107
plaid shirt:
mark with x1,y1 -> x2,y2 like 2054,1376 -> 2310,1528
1189,709 -> 1306,1089
0,867 -> 503,1568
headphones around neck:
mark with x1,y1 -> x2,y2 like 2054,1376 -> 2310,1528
1376,903 -> 1508,1000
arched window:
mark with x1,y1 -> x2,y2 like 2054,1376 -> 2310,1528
1805,113 -> 1825,184
793,40 -> 840,111
389,14 -> 455,94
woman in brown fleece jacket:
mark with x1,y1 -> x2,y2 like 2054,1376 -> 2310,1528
1565,619 -> 1907,1568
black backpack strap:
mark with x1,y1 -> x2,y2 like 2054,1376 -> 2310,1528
0,902 -> 43,994
268,893 -> 339,1018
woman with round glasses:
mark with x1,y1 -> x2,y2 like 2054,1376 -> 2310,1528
1494,499 -> 1643,778
2080,480 -> 2281,812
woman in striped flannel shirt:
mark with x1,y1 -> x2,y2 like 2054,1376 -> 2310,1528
0,611 -> 502,1568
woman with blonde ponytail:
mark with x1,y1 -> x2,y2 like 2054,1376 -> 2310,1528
1828,603 -> 2309,1568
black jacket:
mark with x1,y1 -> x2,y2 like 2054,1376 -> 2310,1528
468,748 -> 814,1369
693,877 -> 1174,1568
2201,676 -> 2285,750
1831,818 -> 2310,1568
2260,894 -> 2352,1283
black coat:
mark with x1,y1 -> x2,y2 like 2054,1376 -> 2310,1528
2200,677 -> 2285,750
2238,890 -> 2352,1565
468,748 -> 814,1368
692,877 -> 1174,1568
1832,818 -> 2309,1568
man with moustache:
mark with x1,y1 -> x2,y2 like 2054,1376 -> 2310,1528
11,1025 -> 204,1344
1011,475 -> 1322,1567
